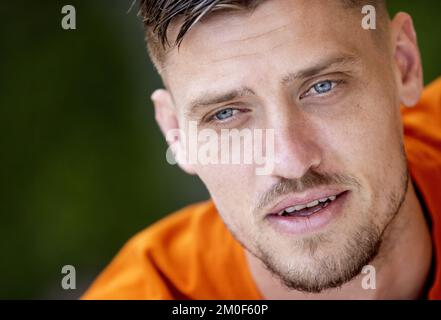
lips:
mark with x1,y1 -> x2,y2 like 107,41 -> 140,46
275,195 -> 337,217
267,188 -> 347,217
265,189 -> 349,235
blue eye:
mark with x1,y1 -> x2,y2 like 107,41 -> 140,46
313,80 -> 333,94
214,108 -> 235,121
300,80 -> 339,100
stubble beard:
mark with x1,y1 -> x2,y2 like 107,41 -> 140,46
253,171 -> 409,294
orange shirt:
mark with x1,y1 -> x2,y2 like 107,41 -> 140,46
83,78 -> 441,300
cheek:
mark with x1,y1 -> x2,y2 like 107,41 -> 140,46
321,79 -> 402,169
195,164 -> 257,227
196,164 -> 255,203
320,98 -> 405,211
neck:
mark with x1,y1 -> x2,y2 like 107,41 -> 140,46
246,180 -> 433,299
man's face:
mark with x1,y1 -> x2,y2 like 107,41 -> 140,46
162,0 -> 408,292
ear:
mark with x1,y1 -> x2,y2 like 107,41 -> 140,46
390,12 -> 423,107
151,89 -> 196,175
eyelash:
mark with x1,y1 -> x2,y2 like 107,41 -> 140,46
300,79 -> 344,100
203,79 -> 344,125
205,108 -> 246,125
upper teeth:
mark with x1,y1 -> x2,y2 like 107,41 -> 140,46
278,195 -> 337,216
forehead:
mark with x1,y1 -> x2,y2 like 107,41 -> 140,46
163,0 -> 375,107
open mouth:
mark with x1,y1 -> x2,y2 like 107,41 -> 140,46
272,192 -> 346,218
266,190 -> 349,235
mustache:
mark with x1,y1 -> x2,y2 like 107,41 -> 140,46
256,169 -> 361,211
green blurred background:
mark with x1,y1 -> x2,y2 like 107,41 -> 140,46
0,0 -> 440,299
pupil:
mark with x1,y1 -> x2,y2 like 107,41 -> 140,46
315,81 -> 332,93
216,108 -> 233,120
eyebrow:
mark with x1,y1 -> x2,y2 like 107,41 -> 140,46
185,54 -> 359,117
185,87 -> 255,118
280,54 -> 359,85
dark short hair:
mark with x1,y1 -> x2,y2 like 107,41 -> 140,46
139,0 -> 386,69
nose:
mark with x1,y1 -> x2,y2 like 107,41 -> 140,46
269,113 -> 323,180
